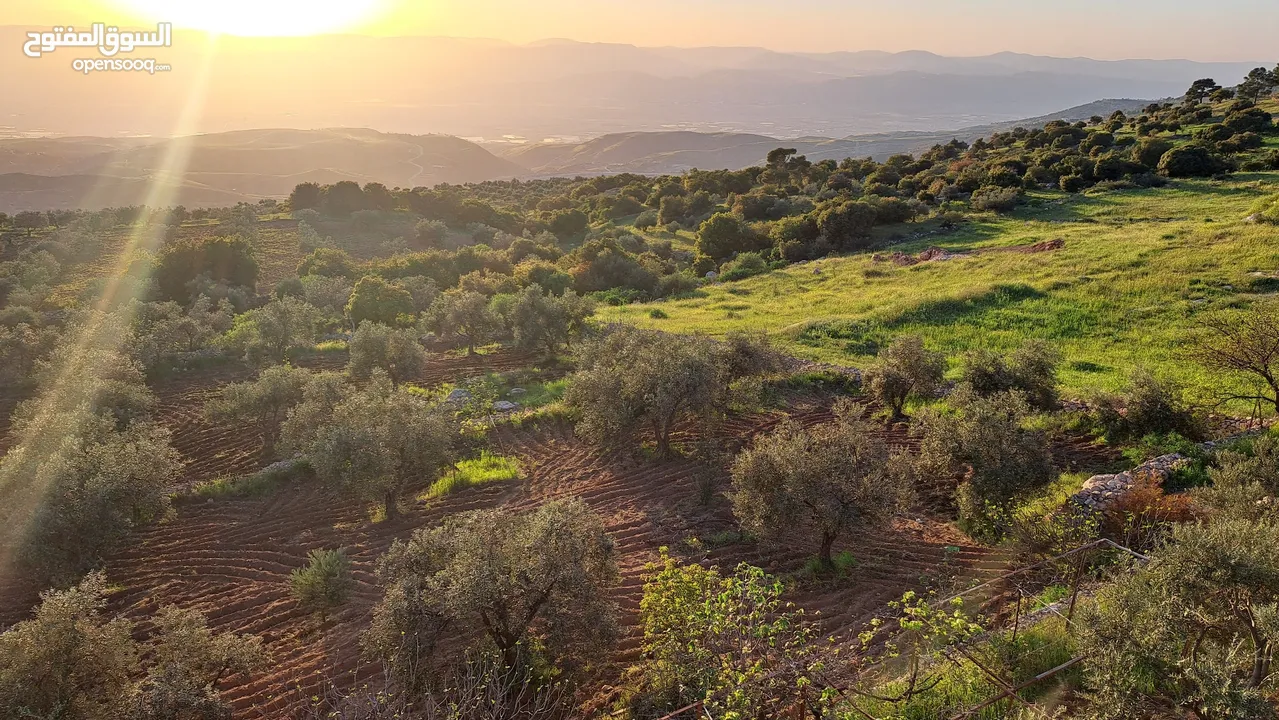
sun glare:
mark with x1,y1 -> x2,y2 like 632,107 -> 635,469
111,0 -> 384,36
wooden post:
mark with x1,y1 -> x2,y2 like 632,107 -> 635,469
1066,547 -> 1087,625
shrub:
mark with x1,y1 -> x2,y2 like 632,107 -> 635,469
959,340 -> 1060,410
290,548 -> 354,615
1158,144 -> 1229,177
916,386 -> 1056,541
153,234 -> 258,304
866,335 -> 946,420
634,209 -> 659,230
1250,194 -> 1279,223
816,200 -> 877,250
970,186 -> 1022,212
1092,369 -> 1203,443
718,251 -> 772,281
1131,137 -> 1175,167
1059,174 -> 1090,193
345,275 -> 415,328
695,213 -> 761,262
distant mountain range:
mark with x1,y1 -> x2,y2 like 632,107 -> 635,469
0,30 -> 1264,139
494,99 -> 1152,176
0,100 -> 1154,212
0,129 -> 522,212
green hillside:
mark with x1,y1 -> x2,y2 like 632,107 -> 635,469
606,175 -> 1279,396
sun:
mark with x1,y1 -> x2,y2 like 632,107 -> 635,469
110,0 -> 385,36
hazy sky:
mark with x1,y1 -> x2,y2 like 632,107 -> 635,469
4,0 -> 1278,60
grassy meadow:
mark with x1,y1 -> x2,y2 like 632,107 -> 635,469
609,175 -> 1279,400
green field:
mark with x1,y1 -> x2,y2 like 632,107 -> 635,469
607,175 -> 1279,399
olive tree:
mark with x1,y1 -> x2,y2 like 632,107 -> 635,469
222,296 -> 321,365
130,605 -> 267,720
204,364 -> 313,456
0,573 -> 136,720
23,420 -> 181,585
505,283 -> 595,356
1077,519 -> 1279,719
915,386 -> 1055,541
366,498 -> 617,687
347,321 -> 428,387
424,289 -> 501,354
301,374 -> 456,518
866,335 -> 946,420
0,573 -> 265,720
565,326 -> 763,458
731,401 -> 913,570
277,371 -> 348,457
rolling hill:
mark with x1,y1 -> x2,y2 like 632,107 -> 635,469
496,99 -> 1154,175
0,129 -> 522,212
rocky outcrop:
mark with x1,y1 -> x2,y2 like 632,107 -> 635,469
1072,430 -> 1266,510
1073,453 -> 1190,510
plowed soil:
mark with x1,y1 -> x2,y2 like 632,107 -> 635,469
0,391 -> 1011,719
1,356 -> 1146,718
150,349 -> 537,489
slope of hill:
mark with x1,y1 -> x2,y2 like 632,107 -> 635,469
604,175 -> 1279,396
497,99 -> 1153,175
0,129 -> 522,212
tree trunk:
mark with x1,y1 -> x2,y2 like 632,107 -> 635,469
499,640 -> 518,670
383,489 -> 399,520
819,532 -> 837,572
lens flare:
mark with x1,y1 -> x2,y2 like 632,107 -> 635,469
111,0 -> 384,36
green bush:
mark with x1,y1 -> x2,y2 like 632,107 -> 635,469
289,548 -> 354,614
1092,369 -> 1203,443
970,185 -> 1022,212
1158,143 -> 1230,177
718,252 -> 776,282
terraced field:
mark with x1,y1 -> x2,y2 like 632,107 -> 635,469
0,352 -> 1082,717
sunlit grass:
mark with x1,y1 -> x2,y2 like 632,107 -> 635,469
605,176 -> 1279,403
423,452 -> 522,499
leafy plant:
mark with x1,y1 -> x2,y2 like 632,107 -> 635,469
290,548 -> 354,616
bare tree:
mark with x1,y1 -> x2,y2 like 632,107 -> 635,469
1190,306 -> 1279,416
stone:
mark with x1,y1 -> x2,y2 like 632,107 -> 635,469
446,388 -> 472,404
508,387 -> 527,397
493,400 -> 520,412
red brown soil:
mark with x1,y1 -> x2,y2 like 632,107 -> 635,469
0,389 -> 1010,719
149,348 -> 537,489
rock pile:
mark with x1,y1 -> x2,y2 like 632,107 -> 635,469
1073,453 -> 1190,510
1072,430 -> 1265,510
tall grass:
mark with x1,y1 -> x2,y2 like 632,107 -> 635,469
604,177 -> 1279,406
424,452 -> 522,498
